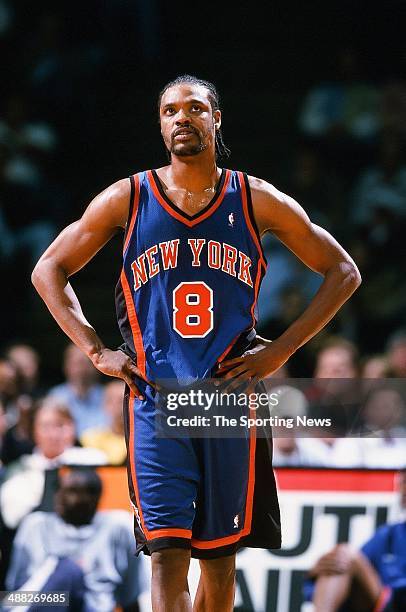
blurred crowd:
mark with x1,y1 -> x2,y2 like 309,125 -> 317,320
0,337 -> 405,607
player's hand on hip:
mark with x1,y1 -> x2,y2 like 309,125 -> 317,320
216,337 -> 289,394
91,348 -> 145,400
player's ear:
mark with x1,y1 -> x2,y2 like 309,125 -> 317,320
213,109 -> 221,131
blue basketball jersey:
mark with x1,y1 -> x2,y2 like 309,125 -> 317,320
115,168 -> 266,383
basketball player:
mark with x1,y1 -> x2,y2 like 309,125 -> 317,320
32,75 -> 361,612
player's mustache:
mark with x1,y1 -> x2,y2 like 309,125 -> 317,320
172,126 -> 199,138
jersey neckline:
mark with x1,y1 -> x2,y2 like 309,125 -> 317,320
148,168 -> 231,227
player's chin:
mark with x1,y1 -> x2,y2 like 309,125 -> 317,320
171,143 -> 205,157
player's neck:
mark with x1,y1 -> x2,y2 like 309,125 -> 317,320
168,153 -> 219,192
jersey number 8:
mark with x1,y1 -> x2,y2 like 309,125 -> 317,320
173,281 -> 214,338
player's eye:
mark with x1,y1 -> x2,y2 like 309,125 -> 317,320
191,105 -> 202,112
165,107 -> 175,115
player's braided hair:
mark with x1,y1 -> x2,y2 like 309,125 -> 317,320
158,74 -> 231,159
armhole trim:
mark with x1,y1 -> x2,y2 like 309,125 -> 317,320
238,171 -> 267,268
123,174 -> 140,255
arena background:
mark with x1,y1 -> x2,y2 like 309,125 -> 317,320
0,1 -> 405,611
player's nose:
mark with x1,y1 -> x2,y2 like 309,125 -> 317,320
175,109 -> 191,124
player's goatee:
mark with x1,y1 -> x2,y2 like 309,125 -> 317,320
171,140 -> 207,156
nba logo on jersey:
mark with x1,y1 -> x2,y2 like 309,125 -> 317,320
228,212 -> 235,227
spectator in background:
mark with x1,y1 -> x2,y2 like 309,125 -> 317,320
81,380 -> 126,466
0,399 -> 7,466
0,357 -> 19,413
285,145 -> 346,232
49,343 -> 108,437
0,392 -> 35,467
380,80 -> 406,140
362,354 -> 390,379
0,398 -> 107,530
305,338 -> 364,466
386,330 -> 406,378
361,354 -> 391,394
357,387 -> 406,469
299,46 -> 380,170
6,343 -> 44,398
6,469 -> 142,612
305,469 -> 406,612
313,337 -> 359,379
0,101 -> 55,262
0,357 -> 34,466
271,386 -> 328,467
351,132 -> 406,231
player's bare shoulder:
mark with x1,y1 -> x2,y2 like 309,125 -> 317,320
247,174 -> 310,235
83,177 -> 131,230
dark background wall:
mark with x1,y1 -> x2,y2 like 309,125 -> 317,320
1,0 -> 405,382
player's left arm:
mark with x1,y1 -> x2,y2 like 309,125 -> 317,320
218,176 -> 361,388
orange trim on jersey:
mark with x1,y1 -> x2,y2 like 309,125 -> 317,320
216,332 -> 241,364
120,269 -> 146,378
238,171 -> 266,328
147,169 -> 232,228
191,414 -> 256,550
146,528 -> 192,541
373,586 -> 392,612
127,392 -> 148,535
238,171 -> 267,269
123,174 -> 140,254
249,264 -> 263,328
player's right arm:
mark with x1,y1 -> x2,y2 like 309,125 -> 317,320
31,179 -> 144,399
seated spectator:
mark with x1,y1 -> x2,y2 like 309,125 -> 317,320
362,354 -> 390,379
49,343 -> 109,437
81,380 -> 127,465
0,399 -> 7,466
270,385 -> 326,467
305,469 -> 406,612
299,47 -> 380,143
306,435 -> 364,468
313,337 -> 359,379
0,398 -> 107,529
386,330 -> 406,378
361,354 -> 390,394
351,132 -> 406,229
6,468 -> 142,612
0,357 -> 19,415
356,387 -> 406,469
0,393 -> 35,466
0,357 -> 36,466
6,343 -> 45,399
273,436 -> 328,467
308,337 -> 362,435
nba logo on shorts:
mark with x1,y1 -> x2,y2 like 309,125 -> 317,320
233,514 -> 240,529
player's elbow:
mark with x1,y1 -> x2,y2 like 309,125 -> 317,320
343,260 -> 362,292
31,256 -> 52,294
31,260 -> 45,292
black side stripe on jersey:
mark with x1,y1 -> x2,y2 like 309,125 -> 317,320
242,172 -> 267,265
123,174 -> 136,246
